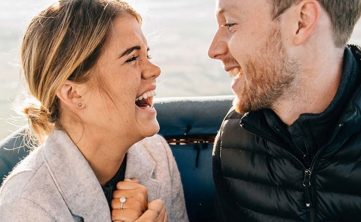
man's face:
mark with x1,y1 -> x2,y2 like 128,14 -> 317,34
208,0 -> 298,114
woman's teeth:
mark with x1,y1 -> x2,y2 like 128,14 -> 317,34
136,90 -> 156,101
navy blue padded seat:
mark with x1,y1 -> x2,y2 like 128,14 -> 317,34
155,96 -> 232,221
0,127 -> 30,183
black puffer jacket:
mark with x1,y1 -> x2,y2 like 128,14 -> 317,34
213,45 -> 361,222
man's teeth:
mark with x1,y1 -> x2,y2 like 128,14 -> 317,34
136,90 -> 156,101
229,67 -> 241,77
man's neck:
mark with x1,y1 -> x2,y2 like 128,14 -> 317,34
272,47 -> 345,126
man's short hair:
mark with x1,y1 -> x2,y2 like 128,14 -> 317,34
271,0 -> 361,47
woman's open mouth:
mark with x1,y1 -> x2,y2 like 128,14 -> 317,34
135,90 -> 156,108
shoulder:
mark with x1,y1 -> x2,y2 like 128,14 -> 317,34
224,107 -> 243,120
0,197 -> 55,221
0,147 -> 43,199
0,146 -> 55,210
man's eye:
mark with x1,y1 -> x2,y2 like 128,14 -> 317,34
125,56 -> 138,63
222,23 -> 237,31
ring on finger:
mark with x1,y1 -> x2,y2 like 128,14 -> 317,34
119,196 -> 127,210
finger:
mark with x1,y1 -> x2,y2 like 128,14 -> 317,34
163,213 -> 168,222
112,208 -> 142,222
111,197 -> 146,213
148,199 -> 164,213
157,205 -> 167,222
113,189 -> 147,204
113,189 -> 139,198
112,190 -> 147,207
112,191 -> 148,213
134,199 -> 165,222
124,178 -> 140,183
135,209 -> 159,222
153,200 -> 166,222
116,181 -> 147,191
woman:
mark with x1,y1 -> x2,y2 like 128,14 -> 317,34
0,0 -> 188,221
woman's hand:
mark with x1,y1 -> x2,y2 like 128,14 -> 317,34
136,199 -> 168,222
111,179 -> 168,222
111,179 -> 148,221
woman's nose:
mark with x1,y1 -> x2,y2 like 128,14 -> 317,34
143,61 -> 161,80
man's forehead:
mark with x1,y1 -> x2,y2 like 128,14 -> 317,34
217,0 -> 238,9
216,0 -> 240,16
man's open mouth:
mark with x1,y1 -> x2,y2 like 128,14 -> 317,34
228,67 -> 241,78
135,90 -> 156,108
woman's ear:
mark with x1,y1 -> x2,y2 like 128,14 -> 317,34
293,0 -> 321,45
56,80 -> 86,111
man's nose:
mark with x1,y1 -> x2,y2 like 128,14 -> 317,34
208,31 -> 228,60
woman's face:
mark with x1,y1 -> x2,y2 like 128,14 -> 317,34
81,14 -> 161,141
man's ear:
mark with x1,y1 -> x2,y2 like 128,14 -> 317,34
293,0 -> 321,45
56,80 -> 86,111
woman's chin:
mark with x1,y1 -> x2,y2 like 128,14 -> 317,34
145,121 -> 160,137
136,120 -> 160,139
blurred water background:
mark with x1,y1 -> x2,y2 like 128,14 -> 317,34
0,0 -> 360,139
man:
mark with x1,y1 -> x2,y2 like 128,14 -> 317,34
208,0 -> 361,221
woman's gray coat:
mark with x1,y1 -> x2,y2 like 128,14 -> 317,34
0,130 -> 188,222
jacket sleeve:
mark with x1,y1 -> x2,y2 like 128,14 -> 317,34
0,198 -> 55,222
159,136 -> 189,222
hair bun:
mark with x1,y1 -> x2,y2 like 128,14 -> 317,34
23,103 -> 53,143
23,104 -> 48,119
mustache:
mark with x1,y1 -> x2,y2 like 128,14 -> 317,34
222,57 -> 240,71
223,58 -> 239,66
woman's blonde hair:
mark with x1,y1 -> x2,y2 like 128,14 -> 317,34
21,0 -> 141,143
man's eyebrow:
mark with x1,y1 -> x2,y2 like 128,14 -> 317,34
119,46 -> 141,58
218,8 -> 225,15
216,8 -> 227,21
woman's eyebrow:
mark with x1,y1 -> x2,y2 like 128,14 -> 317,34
119,45 -> 141,58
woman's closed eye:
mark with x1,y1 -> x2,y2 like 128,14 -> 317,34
125,56 -> 139,63
125,53 -> 151,64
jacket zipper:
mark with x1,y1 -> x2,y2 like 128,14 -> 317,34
302,122 -> 349,222
241,122 -> 315,210
303,169 -> 312,208
239,115 -> 346,222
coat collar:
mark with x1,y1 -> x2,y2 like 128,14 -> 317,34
125,138 -> 160,201
42,130 -> 111,221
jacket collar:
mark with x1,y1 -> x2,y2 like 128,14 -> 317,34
348,45 -> 361,113
125,138 -> 160,201
42,130 -> 111,221
239,45 -> 361,155
328,45 -> 361,148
